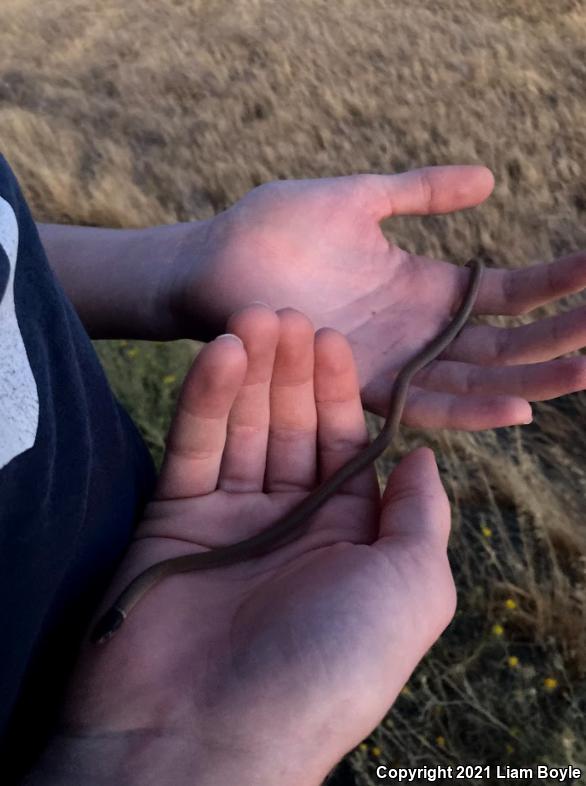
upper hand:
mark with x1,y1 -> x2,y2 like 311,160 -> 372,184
169,165 -> 586,430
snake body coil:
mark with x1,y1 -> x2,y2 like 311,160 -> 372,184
91,259 -> 484,645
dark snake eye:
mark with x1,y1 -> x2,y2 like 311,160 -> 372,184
91,607 -> 125,645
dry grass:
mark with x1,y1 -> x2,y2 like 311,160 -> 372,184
1,1 -> 585,782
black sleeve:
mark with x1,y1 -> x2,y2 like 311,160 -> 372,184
0,153 -> 157,780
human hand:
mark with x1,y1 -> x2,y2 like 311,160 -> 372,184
45,304 -> 455,786
168,165 -> 586,431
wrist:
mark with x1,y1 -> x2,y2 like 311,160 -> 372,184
162,216 -> 220,342
37,220 -> 212,341
22,729 -> 325,786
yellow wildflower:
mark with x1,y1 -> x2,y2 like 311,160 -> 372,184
505,598 -> 517,610
371,746 -> 382,757
543,677 -> 558,691
359,743 -> 368,753
162,374 -> 176,385
436,736 -> 446,748
482,526 -> 492,538
126,347 -> 139,358
508,656 -> 519,668
492,623 -> 505,637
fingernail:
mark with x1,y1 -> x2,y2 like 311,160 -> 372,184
216,333 -> 243,345
250,300 -> 271,308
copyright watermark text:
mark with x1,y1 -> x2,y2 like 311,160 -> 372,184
375,764 -> 582,782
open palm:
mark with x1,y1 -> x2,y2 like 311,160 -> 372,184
172,165 -> 586,430
62,305 -> 454,784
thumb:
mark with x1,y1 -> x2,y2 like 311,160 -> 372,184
375,446 -> 457,649
355,165 -> 495,221
377,446 -> 451,551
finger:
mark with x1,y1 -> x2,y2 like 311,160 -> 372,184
352,165 -> 495,221
313,327 -> 379,500
404,386 -> 533,429
265,308 -> 318,493
156,334 -> 247,500
364,374 -> 533,430
414,356 -> 586,402
440,304 -> 586,366
470,250 -> 586,316
217,303 -> 280,492
376,447 -> 451,550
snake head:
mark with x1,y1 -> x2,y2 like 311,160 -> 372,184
90,606 -> 126,645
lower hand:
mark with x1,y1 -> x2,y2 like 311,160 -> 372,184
52,304 -> 455,786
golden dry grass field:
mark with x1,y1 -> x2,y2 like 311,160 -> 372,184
1,1 -> 585,783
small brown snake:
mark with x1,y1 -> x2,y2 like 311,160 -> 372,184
91,258 -> 484,644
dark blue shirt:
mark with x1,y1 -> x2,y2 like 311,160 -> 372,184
0,154 -> 156,777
